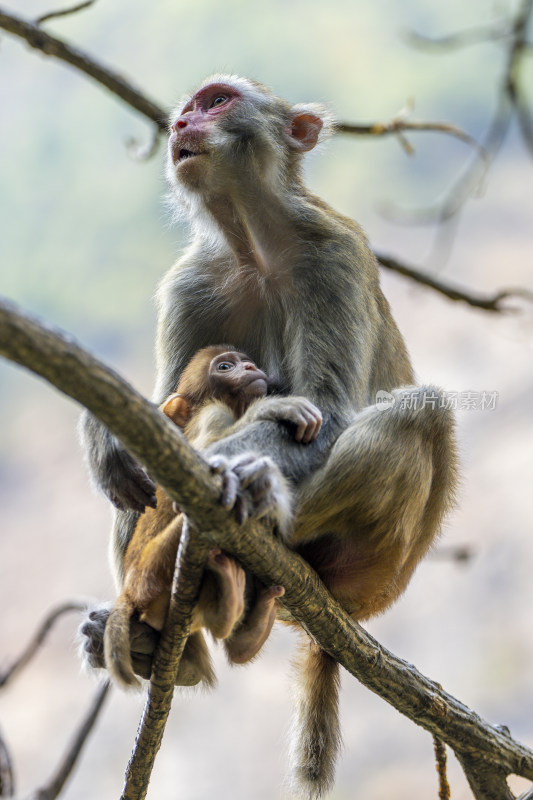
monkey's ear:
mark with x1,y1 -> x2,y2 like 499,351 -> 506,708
287,104 -> 333,152
161,393 -> 191,427
287,113 -> 323,152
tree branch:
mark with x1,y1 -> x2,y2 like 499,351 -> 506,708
335,114 -> 483,157
0,728 -> 15,798
0,602 -> 87,689
0,6 -> 482,151
398,0 -> 533,261
36,0 -> 96,26
30,681 -> 110,800
120,521 -> 210,800
375,252 -> 533,311
0,7 -> 168,130
1,297 -> 533,799
5,6 -> 531,312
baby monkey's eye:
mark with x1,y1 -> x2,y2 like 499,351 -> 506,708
210,95 -> 227,108
217,362 -> 233,371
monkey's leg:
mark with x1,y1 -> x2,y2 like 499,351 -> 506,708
178,631 -> 216,688
291,386 -> 457,619
196,551 -> 247,639
224,582 -> 285,664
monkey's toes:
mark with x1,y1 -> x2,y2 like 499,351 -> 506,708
261,585 -> 285,602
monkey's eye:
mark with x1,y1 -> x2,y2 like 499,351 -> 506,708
217,361 -> 233,371
210,95 -> 227,108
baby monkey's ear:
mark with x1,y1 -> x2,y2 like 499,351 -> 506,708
161,394 -> 192,428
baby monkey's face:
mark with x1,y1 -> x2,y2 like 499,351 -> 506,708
208,351 -> 268,403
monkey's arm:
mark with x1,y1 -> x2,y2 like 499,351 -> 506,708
79,410 -> 157,512
206,414 -> 341,481
239,395 -> 323,444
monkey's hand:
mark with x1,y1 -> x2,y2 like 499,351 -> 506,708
99,444 -> 157,512
208,453 -> 293,537
244,396 -> 322,443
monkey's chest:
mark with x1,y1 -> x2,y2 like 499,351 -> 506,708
217,290 -> 289,389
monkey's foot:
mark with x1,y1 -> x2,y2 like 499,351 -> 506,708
202,549 -> 246,639
179,632 -> 216,688
225,584 -> 285,664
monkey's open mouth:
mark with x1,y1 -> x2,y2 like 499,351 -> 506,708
178,148 -> 201,162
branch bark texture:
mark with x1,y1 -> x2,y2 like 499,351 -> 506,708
121,522 -> 210,800
1,298 -> 532,799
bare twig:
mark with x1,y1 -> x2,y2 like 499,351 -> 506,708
0,601 -> 87,689
397,0 -> 533,260
0,6 -> 484,156
121,521 -> 210,800
0,729 -> 15,798
1,299 -> 533,799
336,116 -> 484,157
30,681 -> 110,800
36,1 -> 96,26
405,22 -> 511,51
433,736 -> 451,800
431,544 -> 474,564
376,252 -> 533,311
0,7 -> 168,130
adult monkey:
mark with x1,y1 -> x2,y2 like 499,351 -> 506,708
80,75 -> 457,796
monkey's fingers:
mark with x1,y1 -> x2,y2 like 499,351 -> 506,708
221,469 -> 241,510
295,403 -> 323,444
301,409 -> 323,444
207,454 -> 239,509
232,455 -> 273,490
233,493 -> 250,525
79,605 -> 111,669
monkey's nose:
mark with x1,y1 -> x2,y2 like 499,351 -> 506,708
171,118 -> 188,132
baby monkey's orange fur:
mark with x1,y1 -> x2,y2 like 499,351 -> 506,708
104,345 -> 322,688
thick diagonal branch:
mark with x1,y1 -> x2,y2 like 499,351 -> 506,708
1,297 -> 533,799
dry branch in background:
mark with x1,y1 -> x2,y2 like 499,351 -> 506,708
0,6 -> 168,129
376,252 -> 533,312
0,730 -> 14,799
31,681 -> 110,800
1,5 -> 532,310
35,0 -> 96,26
399,0 -> 533,259
0,598 -> 110,800
1,297 -> 533,800
0,602 -> 86,689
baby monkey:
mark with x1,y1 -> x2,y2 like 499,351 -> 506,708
104,345 -> 322,688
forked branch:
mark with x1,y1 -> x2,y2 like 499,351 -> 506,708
1,297 -> 532,799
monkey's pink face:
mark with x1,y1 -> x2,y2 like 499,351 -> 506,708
168,83 -> 242,174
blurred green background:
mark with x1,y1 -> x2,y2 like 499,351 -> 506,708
1,1 -> 532,799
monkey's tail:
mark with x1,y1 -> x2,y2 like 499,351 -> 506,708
289,634 -> 341,799
104,598 -> 140,690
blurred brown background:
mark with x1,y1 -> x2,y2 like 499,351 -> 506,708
0,1 -> 532,798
